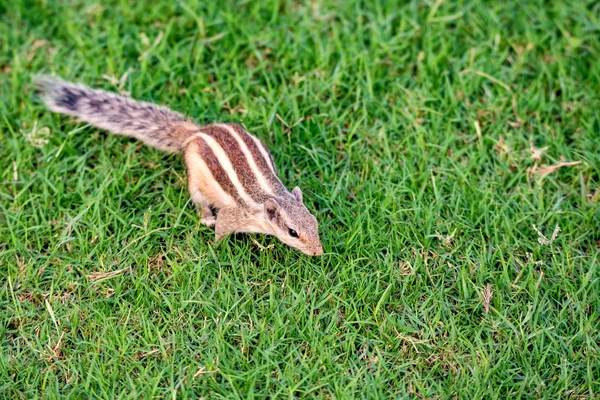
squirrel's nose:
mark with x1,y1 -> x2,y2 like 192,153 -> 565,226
313,246 -> 324,256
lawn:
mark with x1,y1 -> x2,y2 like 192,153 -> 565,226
1,0 -> 599,398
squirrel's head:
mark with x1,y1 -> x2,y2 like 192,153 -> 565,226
263,187 -> 323,256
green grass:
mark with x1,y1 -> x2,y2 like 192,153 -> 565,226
1,0 -> 599,398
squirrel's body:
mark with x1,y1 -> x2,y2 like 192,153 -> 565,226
38,77 -> 323,255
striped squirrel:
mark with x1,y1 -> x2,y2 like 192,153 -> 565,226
36,76 -> 323,256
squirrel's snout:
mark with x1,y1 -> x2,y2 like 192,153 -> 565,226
301,245 -> 323,256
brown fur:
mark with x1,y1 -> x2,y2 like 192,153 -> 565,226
202,125 -> 271,202
191,137 -> 246,207
226,123 -> 285,194
37,76 -> 197,152
38,76 -> 324,255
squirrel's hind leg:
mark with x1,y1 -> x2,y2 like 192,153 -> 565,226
190,189 -> 216,227
185,141 -> 218,227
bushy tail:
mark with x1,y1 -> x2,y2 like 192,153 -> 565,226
36,76 -> 199,153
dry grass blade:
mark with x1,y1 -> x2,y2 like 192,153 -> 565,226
86,267 -> 128,282
137,349 -> 160,359
193,366 -> 218,379
393,328 -> 431,353
45,332 -> 65,362
250,237 -> 274,251
533,225 -> 560,245
528,144 -> 548,162
482,284 -> 493,314
527,161 -> 581,178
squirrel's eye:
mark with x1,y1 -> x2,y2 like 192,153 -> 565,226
288,228 -> 299,238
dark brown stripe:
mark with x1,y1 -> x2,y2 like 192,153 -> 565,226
195,137 -> 246,207
205,125 -> 270,202
226,123 -> 287,196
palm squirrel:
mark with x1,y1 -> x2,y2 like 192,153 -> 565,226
36,76 -> 323,256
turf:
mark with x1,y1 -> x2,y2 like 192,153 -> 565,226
1,0 -> 599,398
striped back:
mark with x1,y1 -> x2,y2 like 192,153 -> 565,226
191,123 -> 290,209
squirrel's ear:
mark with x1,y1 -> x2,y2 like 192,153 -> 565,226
264,198 -> 281,221
292,186 -> 303,203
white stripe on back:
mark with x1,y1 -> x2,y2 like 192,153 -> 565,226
251,135 -> 277,175
186,146 -> 237,208
195,132 -> 260,208
217,124 -> 276,196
